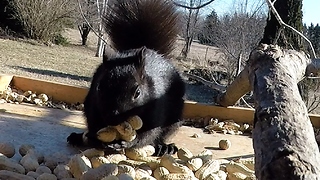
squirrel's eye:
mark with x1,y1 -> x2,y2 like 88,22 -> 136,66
133,87 -> 141,100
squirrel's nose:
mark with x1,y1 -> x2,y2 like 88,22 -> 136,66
113,110 -> 120,115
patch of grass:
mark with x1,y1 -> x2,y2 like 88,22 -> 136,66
0,28 -> 222,88
0,38 -> 100,87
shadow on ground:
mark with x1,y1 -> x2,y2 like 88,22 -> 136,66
10,66 -> 91,82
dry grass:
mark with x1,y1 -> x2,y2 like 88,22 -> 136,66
0,28 -> 222,88
1,29 -> 101,87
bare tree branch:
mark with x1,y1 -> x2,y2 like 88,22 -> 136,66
174,0 -> 215,9
183,72 -> 226,91
265,0 -> 317,59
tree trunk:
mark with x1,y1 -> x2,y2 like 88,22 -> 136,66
217,44 -> 320,179
260,0 -> 303,50
78,23 -> 91,46
181,0 -> 200,59
95,0 -> 108,57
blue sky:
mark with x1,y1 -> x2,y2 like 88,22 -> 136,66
208,0 -> 319,26
303,0 -> 320,25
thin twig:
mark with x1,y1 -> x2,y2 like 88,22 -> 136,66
183,72 -> 226,92
174,0 -> 215,9
241,97 -> 254,109
265,0 -> 317,59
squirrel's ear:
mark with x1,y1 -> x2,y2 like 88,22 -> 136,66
137,46 -> 147,64
134,46 -> 147,80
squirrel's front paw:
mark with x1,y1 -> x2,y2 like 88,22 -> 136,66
67,132 -> 84,146
107,140 -> 132,150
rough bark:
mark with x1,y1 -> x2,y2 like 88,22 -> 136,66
218,44 -> 320,179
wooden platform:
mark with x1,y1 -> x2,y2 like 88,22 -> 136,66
1,74 -> 320,128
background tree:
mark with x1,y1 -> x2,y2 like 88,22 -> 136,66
260,0 -> 304,50
299,23 -> 320,113
197,10 -> 219,46
77,0 -> 96,46
307,23 -> 320,55
77,0 -> 108,56
261,0 -> 320,113
180,0 -> 203,59
0,0 -> 24,36
195,0 -> 266,85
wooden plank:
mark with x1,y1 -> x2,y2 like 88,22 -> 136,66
183,101 -> 254,124
183,101 -> 320,128
11,76 -> 88,104
310,114 -> 320,128
0,75 -> 13,91
8,75 -> 320,128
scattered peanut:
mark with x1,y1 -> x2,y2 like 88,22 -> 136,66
36,165 -> 52,174
125,147 -> 148,160
135,168 -> 152,179
105,154 -> 127,164
0,170 -> 34,180
233,157 -> 254,171
27,171 -> 40,179
20,150 -> 40,172
0,103 -> 257,180
90,156 -> 110,168
97,127 -> 118,143
37,172 -> 57,180
225,161 -> 255,177
186,157 -> 203,171
0,87 -> 84,110
44,152 -> 69,170
81,148 -> 104,159
227,172 -> 248,180
53,164 -> 73,179
80,163 -> 118,180
19,144 -> 35,156
161,173 -> 195,180
0,142 -> 15,158
127,116 -> 143,130
194,149 -> 213,163
219,139 -> 231,150
118,164 -> 135,178
177,147 -> 193,162
153,166 -> 170,179
68,154 -> 92,179
97,116 -> 143,143
0,153 -> 25,174
195,159 -> 220,180
160,154 -> 192,174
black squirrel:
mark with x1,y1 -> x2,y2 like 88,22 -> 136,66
67,0 -> 185,156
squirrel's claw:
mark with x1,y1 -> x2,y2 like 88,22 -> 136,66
107,140 -> 132,150
153,143 -> 178,156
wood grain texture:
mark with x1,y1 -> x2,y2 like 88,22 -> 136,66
12,76 -> 88,104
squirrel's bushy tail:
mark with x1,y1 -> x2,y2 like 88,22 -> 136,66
104,0 -> 180,57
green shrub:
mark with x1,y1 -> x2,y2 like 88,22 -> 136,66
54,34 -> 69,46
